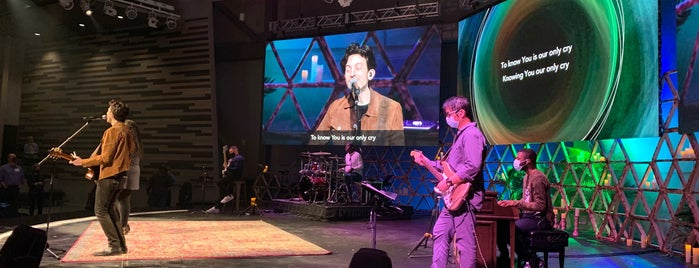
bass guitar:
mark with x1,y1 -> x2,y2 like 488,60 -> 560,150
47,148 -> 99,180
410,150 -> 471,212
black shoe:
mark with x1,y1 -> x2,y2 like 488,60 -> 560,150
121,246 -> 128,253
93,246 -> 124,256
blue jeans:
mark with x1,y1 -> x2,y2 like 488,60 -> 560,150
431,205 -> 477,268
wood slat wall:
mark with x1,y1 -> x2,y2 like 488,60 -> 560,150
17,18 -> 216,204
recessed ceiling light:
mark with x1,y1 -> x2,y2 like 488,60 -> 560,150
78,23 -> 86,27
34,32 -> 41,36
117,15 -> 124,19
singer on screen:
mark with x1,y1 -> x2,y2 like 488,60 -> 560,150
313,43 -> 404,146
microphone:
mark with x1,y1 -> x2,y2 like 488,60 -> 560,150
349,78 -> 359,100
83,115 -> 106,121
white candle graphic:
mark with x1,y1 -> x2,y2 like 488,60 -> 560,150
301,70 -> 308,83
311,55 -> 318,82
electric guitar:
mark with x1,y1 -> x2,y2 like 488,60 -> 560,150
47,148 -> 98,180
410,150 -> 471,212
221,145 -> 228,175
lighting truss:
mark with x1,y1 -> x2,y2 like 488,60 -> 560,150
65,0 -> 182,28
269,2 -> 439,34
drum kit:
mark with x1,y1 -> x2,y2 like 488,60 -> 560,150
298,151 -> 347,203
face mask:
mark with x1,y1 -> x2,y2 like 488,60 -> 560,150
513,159 -> 526,171
446,116 -> 459,128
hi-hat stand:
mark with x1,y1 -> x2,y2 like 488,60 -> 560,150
408,195 -> 442,257
39,119 -> 98,260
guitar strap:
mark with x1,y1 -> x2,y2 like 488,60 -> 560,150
443,128 -> 466,162
91,143 -> 101,156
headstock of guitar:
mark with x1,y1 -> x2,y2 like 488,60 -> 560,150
47,148 -> 75,161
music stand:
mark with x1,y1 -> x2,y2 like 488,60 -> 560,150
360,182 -> 399,249
38,119 -> 96,260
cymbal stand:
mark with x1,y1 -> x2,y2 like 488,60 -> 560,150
408,195 -> 442,257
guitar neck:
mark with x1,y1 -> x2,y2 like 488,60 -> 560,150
423,161 -> 446,180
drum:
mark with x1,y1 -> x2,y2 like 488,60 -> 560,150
298,176 -> 328,201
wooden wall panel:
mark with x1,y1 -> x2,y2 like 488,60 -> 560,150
17,18 -> 217,206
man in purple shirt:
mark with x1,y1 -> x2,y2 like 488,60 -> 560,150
414,96 -> 486,268
0,153 -> 25,217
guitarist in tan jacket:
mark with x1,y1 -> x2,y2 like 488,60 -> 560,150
413,96 -> 486,268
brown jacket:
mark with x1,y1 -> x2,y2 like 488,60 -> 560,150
314,89 -> 405,146
82,121 -> 135,180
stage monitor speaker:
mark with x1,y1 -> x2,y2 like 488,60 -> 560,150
349,247 -> 392,268
0,225 -> 46,268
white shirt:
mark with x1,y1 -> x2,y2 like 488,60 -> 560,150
344,151 -> 363,175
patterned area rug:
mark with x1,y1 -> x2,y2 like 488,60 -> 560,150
61,220 -> 331,263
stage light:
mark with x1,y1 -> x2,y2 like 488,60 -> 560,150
125,5 -> 137,20
104,0 -> 117,17
166,17 -> 177,30
80,0 -> 92,16
59,0 -> 74,10
147,11 -> 159,28
337,0 -> 352,7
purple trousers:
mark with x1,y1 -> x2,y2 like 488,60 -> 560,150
431,206 -> 477,268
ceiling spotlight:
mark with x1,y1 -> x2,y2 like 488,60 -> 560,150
337,0 -> 352,8
148,11 -> 159,28
80,0 -> 92,16
125,6 -> 137,20
166,17 -> 177,30
59,0 -> 74,10
104,0 -> 117,17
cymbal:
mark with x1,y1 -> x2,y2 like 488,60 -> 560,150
311,151 -> 332,156
299,152 -> 312,157
328,155 -> 343,160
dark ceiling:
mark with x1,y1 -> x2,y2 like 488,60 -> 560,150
0,0 -> 177,41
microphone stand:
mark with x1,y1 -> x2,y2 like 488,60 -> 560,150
37,119 -> 96,260
352,87 -> 361,139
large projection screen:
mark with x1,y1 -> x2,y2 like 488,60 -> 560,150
459,0 -> 658,144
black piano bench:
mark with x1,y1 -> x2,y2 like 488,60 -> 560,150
528,229 -> 569,268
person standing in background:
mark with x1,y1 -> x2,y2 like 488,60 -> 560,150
148,165 -> 176,208
0,154 -> 25,217
115,119 -> 143,235
26,163 -> 45,216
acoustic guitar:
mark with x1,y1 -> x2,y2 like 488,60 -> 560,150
47,148 -> 99,180
410,150 -> 471,212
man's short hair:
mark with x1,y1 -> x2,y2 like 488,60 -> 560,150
340,43 -> 377,71
519,148 -> 537,163
442,96 -> 474,121
109,99 -> 129,122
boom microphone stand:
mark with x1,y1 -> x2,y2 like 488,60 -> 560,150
38,119 -> 98,260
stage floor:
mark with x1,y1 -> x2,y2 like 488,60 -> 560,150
0,204 -> 688,268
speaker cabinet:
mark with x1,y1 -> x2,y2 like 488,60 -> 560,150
0,225 -> 46,268
349,247 -> 392,268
